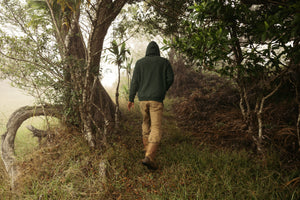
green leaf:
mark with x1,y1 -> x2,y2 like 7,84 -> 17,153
264,21 -> 269,30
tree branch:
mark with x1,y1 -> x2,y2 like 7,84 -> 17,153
45,0 -> 67,53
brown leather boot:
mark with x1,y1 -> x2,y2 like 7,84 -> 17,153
142,143 -> 159,170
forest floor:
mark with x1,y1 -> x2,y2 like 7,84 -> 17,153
0,97 -> 299,199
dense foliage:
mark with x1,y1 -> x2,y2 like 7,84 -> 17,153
148,0 -> 300,147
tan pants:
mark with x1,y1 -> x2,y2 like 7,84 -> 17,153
140,101 -> 164,144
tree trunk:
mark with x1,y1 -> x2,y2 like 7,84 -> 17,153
115,66 -> 121,129
288,45 -> 300,149
290,67 -> 300,149
254,82 -> 281,151
297,105 -> 300,149
26,125 -> 48,145
1,105 -> 62,188
91,77 -> 116,141
237,84 -> 254,132
61,0 -> 128,147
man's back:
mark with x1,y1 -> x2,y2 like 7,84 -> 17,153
129,41 -> 174,103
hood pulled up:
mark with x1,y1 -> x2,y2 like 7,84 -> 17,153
145,41 -> 160,57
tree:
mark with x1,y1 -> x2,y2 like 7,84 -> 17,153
124,58 -> 133,91
170,0 -> 299,149
128,0 -> 299,149
141,0 -> 194,36
0,0 -> 138,184
117,0 -> 299,150
107,40 -> 130,128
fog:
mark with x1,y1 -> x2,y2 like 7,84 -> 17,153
0,80 -> 34,128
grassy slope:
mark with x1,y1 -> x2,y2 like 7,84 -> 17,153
0,99 -> 299,199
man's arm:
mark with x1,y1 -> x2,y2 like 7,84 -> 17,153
129,64 -> 139,102
166,61 -> 174,91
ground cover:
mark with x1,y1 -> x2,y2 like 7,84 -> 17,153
0,100 -> 298,199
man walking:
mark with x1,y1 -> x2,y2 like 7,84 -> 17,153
127,41 -> 174,170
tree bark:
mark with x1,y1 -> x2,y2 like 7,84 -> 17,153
115,65 -> 121,129
62,0 -> 128,147
297,105 -> 300,149
237,83 -> 254,133
1,105 -> 62,187
91,77 -> 116,141
254,82 -> 281,151
26,125 -> 48,145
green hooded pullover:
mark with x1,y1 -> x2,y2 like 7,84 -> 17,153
129,41 -> 174,103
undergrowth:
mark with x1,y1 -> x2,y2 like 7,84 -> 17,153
0,100 -> 299,199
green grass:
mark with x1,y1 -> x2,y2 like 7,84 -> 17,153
102,102 -> 299,200
0,98 -> 299,199
1,116 -> 60,160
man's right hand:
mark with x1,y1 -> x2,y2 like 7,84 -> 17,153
127,102 -> 134,111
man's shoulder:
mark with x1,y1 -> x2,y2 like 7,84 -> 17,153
135,56 -> 170,68
136,57 -> 146,63
139,56 -> 169,62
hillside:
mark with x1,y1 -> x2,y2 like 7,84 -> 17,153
1,72 -> 300,199
0,0 -> 299,198
0,95 -> 299,199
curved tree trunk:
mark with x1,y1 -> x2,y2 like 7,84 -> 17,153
1,105 -> 62,187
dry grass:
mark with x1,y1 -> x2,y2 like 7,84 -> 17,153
0,99 -> 297,199
0,158 -> 11,198
14,126 -> 106,199
0,80 -> 299,199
